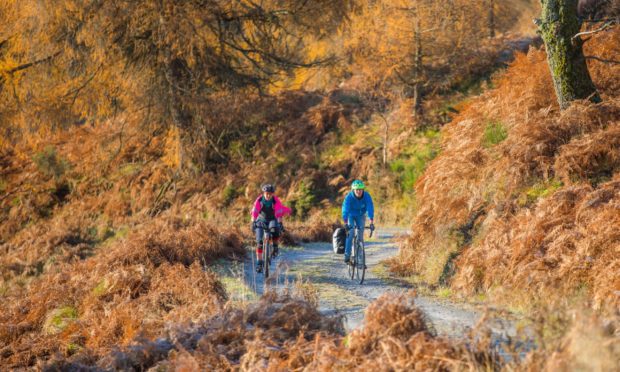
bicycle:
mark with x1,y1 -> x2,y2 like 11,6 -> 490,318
347,225 -> 374,284
257,221 -> 279,278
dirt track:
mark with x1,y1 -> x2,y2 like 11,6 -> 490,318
239,227 -> 518,341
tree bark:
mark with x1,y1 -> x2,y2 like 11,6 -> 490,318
538,0 -> 601,109
412,6 -> 423,118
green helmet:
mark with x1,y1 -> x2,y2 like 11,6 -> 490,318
351,180 -> 365,190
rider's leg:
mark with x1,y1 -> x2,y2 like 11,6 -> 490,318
355,215 -> 366,245
344,216 -> 355,262
255,224 -> 264,271
352,215 -> 364,257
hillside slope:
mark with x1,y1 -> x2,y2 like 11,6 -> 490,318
393,28 -> 620,311
0,90 -> 369,366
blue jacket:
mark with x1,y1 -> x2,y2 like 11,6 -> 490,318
342,190 -> 374,221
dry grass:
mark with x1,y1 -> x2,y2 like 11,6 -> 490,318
13,290 -> 619,371
283,212 -> 340,245
535,311 -> 620,371
0,10 -> 617,371
0,87 -> 373,368
393,28 -> 620,311
453,178 -> 620,310
41,292 -> 505,371
0,88 -> 367,291
514,300 -> 620,371
0,213 -> 244,368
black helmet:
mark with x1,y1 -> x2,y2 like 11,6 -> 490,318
261,184 -> 275,193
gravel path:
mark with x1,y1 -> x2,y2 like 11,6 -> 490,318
243,227 -> 517,340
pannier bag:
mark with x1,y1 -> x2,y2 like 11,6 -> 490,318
332,227 -> 346,254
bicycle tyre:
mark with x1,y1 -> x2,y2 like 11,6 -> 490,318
356,240 -> 365,284
349,236 -> 357,280
349,258 -> 355,280
347,253 -> 354,279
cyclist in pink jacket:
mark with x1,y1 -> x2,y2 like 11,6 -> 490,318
250,184 -> 292,273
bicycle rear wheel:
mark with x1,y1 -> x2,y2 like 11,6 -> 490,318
356,241 -> 365,284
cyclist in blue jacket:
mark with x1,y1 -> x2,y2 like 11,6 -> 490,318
342,180 -> 375,263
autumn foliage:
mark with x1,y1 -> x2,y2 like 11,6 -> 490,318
41,292 -> 504,371
0,213 -> 244,367
394,28 -> 620,311
1,0 -> 619,369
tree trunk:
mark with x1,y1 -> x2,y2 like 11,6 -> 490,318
538,0 -> 601,109
488,0 -> 496,38
412,7 -> 423,119
381,114 -> 389,167
159,2 -> 192,171
163,61 -> 188,171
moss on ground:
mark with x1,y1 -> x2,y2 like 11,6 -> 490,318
517,179 -> 563,207
43,306 -> 78,335
92,278 -> 109,297
482,121 -> 508,148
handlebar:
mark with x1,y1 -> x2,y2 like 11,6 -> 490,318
255,221 -> 284,231
345,225 -> 375,238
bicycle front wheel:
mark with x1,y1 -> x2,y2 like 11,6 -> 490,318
348,257 -> 355,280
350,237 -> 359,280
356,241 -> 365,284
263,241 -> 270,279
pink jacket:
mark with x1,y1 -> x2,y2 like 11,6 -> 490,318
251,195 -> 292,220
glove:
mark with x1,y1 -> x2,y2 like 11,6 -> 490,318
278,222 -> 285,232
251,221 -> 256,233
370,223 -> 375,231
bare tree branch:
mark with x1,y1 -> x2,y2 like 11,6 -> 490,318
5,51 -> 61,74
585,55 -> 620,64
0,38 -> 9,50
581,18 -> 620,23
572,21 -> 616,42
